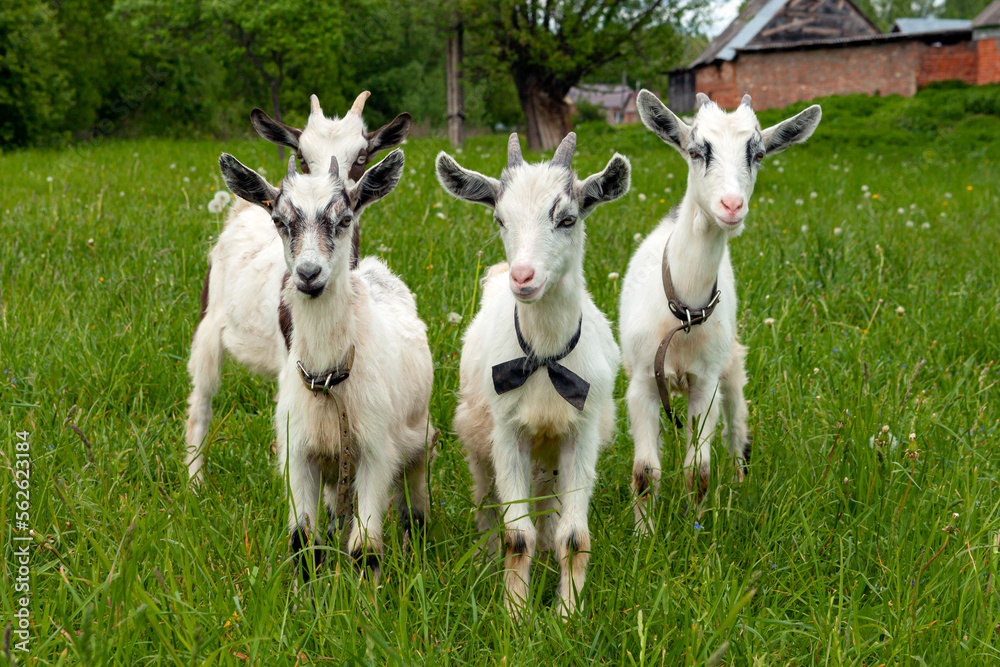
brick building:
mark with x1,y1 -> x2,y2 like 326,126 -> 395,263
669,0 -> 1000,112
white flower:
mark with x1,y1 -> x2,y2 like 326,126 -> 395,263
183,176 -> 190,183
944,192 -> 952,199
208,199 -> 224,214
906,220 -> 914,228
922,222 -> 931,229
800,224 -> 808,233
666,173 -> 674,179
446,312 -> 462,324
794,198 -> 804,206
777,167 -> 784,173
257,167 -> 267,176
169,163 -> 176,169
664,187 -> 672,193
119,191 -> 125,197
213,191 -> 231,205
910,203 -> 917,210
833,227 -> 843,235
637,193 -> 647,202
607,272 -> 619,281
436,211 -> 446,220
763,317 -> 775,328
896,306 -> 905,316
377,244 -> 391,252
773,159 -> 780,166
633,232 -> 643,242
864,191 -> 871,198
409,168 -> 416,175
897,207 -> 905,214
810,191 -> 818,199
46,176 -> 54,183
861,184 -> 869,192
190,166 -> 197,172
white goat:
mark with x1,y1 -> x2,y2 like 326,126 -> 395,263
436,133 -> 630,615
620,90 -> 821,532
219,149 -> 434,582
185,92 -> 411,482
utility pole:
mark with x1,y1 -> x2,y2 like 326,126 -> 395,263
446,17 -> 465,148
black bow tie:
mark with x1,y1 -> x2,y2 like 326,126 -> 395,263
492,307 -> 590,411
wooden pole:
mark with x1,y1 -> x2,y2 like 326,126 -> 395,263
446,19 -> 465,148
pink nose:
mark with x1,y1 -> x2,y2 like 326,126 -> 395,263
720,196 -> 744,217
510,264 -> 535,287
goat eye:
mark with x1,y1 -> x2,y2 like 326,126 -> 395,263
355,154 -> 366,165
272,216 -> 286,229
338,216 -> 352,228
557,216 -> 576,228
755,151 -> 764,162
494,216 -> 505,229
688,150 -> 700,160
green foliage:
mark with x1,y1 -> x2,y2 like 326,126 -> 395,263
574,98 -> 606,123
2,88 -> 1000,663
0,0 -> 72,146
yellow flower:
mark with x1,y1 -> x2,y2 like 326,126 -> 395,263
872,194 -> 879,199
659,198 -> 665,203
966,185 -> 973,191
943,201 -> 949,206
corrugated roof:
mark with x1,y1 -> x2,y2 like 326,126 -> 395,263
690,0 -> 774,67
737,27 -> 972,53
973,0 -> 1000,28
568,84 -> 632,110
892,18 -> 972,34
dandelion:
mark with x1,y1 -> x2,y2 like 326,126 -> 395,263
409,168 -> 416,175
208,199 -> 224,214
810,191 -> 818,199
942,201 -> 949,206
436,211 -> 446,220
944,192 -> 952,198
906,220 -> 914,228
169,163 -> 176,169
800,224 -> 808,232
896,306 -> 905,316
190,166 -> 197,172
607,272 -> 619,281
861,184 -> 869,192
794,198 -> 803,206
183,176 -> 190,183
897,207 -> 905,214
922,222 -> 931,229
659,199 -> 665,203
119,191 -> 125,197
638,193 -> 647,202
214,191 -> 231,205
667,173 -> 674,179
773,159 -> 780,166
872,194 -> 879,199
86,238 -> 95,246
633,232 -> 643,242
433,202 -> 442,208
46,176 -> 54,183
446,312 -> 462,324
777,167 -> 784,173
377,244 -> 391,253
763,317 -> 775,328
966,185 -> 973,191
664,187 -> 672,193
257,167 -> 268,176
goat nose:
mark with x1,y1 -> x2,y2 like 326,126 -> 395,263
297,263 -> 321,282
510,264 -> 535,286
720,196 -> 744,215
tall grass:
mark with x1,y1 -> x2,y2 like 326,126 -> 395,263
2,87 -> 999,664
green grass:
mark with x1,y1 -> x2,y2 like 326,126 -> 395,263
3,87 -> 1000,665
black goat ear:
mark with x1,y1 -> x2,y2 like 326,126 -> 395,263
435,152 -> 501,209
219,153 -> 279,211
352,149 -> 404,212
250,109 -> 302,150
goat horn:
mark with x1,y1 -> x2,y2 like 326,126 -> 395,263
329,156 -> 339,177
310,94 -> 323,116
741,94 -> 752,109
695,92 -> 711,110
507,133 -> 523,170
551,132 -> 576,170
287,155 -> 297,178
350,91 -> 371,116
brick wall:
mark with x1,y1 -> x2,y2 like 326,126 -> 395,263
692,37 -> 987,112
978,38 -> 1000,84
916,41 -> 979,87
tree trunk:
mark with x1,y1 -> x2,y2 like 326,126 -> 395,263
514,71 -> 572,151
270,79 -> 285,161
445,21 -> 465,149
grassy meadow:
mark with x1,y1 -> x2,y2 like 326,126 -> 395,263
2,85 -> 1000,664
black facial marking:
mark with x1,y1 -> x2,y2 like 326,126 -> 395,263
703,142 -> 713,169
746,135 -> 765,172
278,273 -> 293,350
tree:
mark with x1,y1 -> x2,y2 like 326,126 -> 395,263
467,0 -> 696,150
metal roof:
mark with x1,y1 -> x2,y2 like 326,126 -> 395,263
973,0 -> 1000,28
892,18 -> 972,34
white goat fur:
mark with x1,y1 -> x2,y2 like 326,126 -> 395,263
620,90 -> 821,533
437,133 -> 630,615
219,150 -> 434,578
185,93 -> 411,481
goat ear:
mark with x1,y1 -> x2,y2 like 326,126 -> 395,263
576,154 -> 631,217
367,113 -> 412,157
250,109 -> 302,150
435,152 -> 501,209
761,104 -> 822,154
219,153 -> 279,211
636,89 -> 690,155
352,148 -> 404,212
